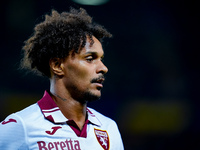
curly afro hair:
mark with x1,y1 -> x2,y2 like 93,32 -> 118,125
21,7 -> 112,77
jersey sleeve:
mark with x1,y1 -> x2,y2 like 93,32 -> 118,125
0,113 -> 28,150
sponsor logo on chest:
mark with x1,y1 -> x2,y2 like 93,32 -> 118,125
37,139 -> 81,150
94,128 -> 110,150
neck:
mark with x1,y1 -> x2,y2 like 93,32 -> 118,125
50,77 -> 87,130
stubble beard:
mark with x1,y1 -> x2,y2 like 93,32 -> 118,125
68,75 -> 105,104
80,91 -> 101,104
70,86 -> 101,104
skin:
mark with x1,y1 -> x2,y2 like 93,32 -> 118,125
49,36 -> 108,130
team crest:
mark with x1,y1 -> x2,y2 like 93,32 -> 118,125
94,128 -> 110,150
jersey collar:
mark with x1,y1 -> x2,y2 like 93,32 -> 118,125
37,90 -> 101,126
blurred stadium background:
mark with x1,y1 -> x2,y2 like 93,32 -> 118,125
0,0 -> 199,149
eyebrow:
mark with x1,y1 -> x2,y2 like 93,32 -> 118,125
85,51 -> 104,57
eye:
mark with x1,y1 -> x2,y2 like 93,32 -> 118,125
85,55 -> 94,63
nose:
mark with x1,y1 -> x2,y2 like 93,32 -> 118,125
97,61 -> 108,74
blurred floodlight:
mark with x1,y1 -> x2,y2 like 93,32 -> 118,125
72,0 -> 109,5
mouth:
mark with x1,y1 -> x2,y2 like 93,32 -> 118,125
91,76 -> 105,89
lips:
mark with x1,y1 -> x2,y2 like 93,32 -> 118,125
95,78 -> 104,84
91,76 -> 105,89
91,76 -> 105,84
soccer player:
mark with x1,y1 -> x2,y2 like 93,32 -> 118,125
0,8 -> 124,150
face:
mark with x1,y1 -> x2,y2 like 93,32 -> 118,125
62,36 -> 108,103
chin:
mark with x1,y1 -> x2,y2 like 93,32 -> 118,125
78,91 -> 101,104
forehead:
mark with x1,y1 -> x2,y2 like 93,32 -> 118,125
80,36 -> 104,55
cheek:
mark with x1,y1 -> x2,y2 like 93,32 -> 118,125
77,69 -> 93,85
67,63 -> 92,83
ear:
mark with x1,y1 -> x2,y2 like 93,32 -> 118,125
49,58 -> 64,77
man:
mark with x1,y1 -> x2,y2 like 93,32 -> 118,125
0,8 -> 124,150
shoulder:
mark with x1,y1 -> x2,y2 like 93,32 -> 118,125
0,103 -> 40,130
0,103 -> 41,149
0,113 -> 29,149
15,103 -> 41,119
87,107 -> 117,126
